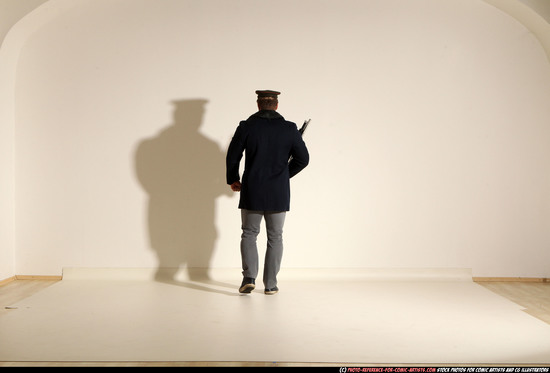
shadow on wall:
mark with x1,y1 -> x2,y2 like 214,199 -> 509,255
134,99 -> 232,287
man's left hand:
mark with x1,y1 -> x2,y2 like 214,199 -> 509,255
230,181 -> 242,192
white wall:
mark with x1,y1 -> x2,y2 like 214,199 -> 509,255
4,0 -> 550,279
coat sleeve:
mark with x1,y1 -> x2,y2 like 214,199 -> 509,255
226,122 -> 246,184
288,126 -> 309,178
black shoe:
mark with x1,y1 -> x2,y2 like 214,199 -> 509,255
239,277 -> 255,293
264,286 -> 279,295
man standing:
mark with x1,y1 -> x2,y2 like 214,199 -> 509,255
226,90 -> 309,295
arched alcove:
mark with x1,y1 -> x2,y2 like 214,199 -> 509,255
2,0 -> 550,279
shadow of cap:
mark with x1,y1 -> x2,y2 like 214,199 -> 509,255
171,98 -> 209,107
170,99 -> 209,127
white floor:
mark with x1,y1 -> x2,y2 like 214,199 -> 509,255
1,269 -> 550,365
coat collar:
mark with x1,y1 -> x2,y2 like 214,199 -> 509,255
251,110 -> 284,120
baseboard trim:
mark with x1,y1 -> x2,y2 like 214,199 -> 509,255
1,275 -> 63,286
3,273 -> 548,284
473,277 -> 549,283
14,275 -> 63,281
0,275 -> 63,287
0,276 -> 16,286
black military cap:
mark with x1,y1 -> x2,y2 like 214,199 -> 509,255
255,90 -> 281,98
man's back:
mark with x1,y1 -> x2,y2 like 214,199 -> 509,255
226,109 -> 309,212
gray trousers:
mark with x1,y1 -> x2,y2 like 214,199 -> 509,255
240,209 -> 286,289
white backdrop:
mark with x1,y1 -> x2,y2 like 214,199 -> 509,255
3,0 -> 550,278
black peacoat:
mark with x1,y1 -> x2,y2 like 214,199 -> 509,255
226,110 -> 309,211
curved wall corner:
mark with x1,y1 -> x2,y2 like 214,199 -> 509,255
484,0 -> 550,64
0,0 -> 75,279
